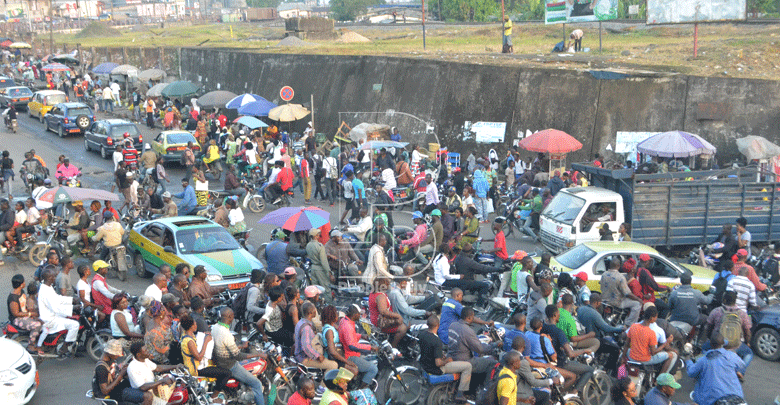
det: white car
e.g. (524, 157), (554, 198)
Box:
(0, 336), (37, 404)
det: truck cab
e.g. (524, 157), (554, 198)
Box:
(539, 187), (625, 254)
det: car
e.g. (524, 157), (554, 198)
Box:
(127, 216), (262, 289)
(750, 304), (780, 361)
(0, 76), (17, 89)
(43, 102), (94, 137)
(27, 90), (67, 122)
(0, 336), (38, 404)
(84, 119), (143, 159)
(542, 241), (716, 293)
(0, 86), (33, 110)
(151, 130), (200, 164)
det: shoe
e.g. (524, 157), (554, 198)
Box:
(273, 198), (281, 204)
(454, 392), (468, 403)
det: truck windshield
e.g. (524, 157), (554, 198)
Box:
(556, 244), (598, 269)
(542, 192), (586, 225)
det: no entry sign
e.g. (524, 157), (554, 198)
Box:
(280, 86), (294, 102)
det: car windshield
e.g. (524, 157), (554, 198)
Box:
(45, 94), (67, 104)
(177, 227), (240, 253)
(167, 132), (195, 144)
(69, 107), (91, 116)
(542, 192), (586, 225)
(110, 124), (140, 138)
(556, 244), (598, 269)
(7, 88), (31, 97)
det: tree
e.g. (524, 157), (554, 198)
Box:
(330, 0), (373, 21)
(747, 0), (774, 16)
(441, 0), (497, 21)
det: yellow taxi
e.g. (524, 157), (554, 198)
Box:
(27, 90), (67, 122)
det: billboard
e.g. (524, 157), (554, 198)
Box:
(647, 0), (746, 24)
(545, 0), (619, 24)
(462, 121), (507, 143)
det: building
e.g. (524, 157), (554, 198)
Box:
(136, 0), (185, 17)
(277, 2), (310, 18)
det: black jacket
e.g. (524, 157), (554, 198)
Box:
(0, 208), (13, 231)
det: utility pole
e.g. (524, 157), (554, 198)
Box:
(48, 0), (52, 55)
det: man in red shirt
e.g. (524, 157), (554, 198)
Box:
(337, 305), (378, 388)
(268, 160), (293, 205)
(733, 248), (766, 292)
(636, 253), (671, 315)
(622, 305), (675, 375)
(121, 139), (139, 171)
(481, 219), (508, 267)
(287, 375), (316, 405)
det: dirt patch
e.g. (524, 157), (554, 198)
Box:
(336, 31), (370, 43)
(75, 22), (121, 38)
(276, 36), (316, 47)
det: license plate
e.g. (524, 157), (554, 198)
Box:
(228, 282), (248, 290)
(69, 128), (80, 133)
(398, 190), (407, 198)
(20, 98), (28, 101)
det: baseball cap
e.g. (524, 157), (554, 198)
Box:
(104, 339), (124, 357)
(92, 260), (110, 271)
(309, 228), (321, 237)
(137, 295), (153, 308)
(412, 211), (423, 219)
(511, 250), (528, 261)
(737, 248), (748, 257)
(574, 272), (588, 282)
(162, 191), (171, 198)
(284, 267), (297, 276)
(449, 186), (457, 193)
(103, 211), (114, 219)
(304, 285), (320, 298)
(655, 373), (681, 389)
(431, 209), (441, 217)
(639, 253), (651, 262)
(643, 301), (656, 311)
(330, 230), (343, 238)
(161, 293), (179, 304)
(72, 200), (83, 207)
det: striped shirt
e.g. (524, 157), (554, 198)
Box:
(726, 275), (757, 311)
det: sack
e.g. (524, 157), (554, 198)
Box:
(231, 283), (255, 317)
(720, 309), (743, 349)
(350, 388), (378, 405)
(311, 331), (324, 356)
(179, 151), (187, 165)
(486, 198), (494, 214)
(476, 370), (514, 405)
(552, 41), (565, 52)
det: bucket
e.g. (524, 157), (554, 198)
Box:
(428, 142), (440, 152)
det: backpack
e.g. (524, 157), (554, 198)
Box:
(719, 308), (743, 349)
(231, 283), (255, 317)
(180, 149), (188, 166)
(476, 368), (514, 405)
(326, 158), (338, 178)
(711, 271), (734, 306)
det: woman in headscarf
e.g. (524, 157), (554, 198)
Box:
(144, 301), (172, 364)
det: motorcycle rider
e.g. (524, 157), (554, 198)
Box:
(38, 268), (80, 358)
(212, 308), (267, 405)
(223, 165), (246, 199)
(56, 157), (80, 185)
(600, 257), (642, 326)
(447, 306), (499, 381)
(267, 159), (293, 205)
(65, 200), (90, 249)
(321, 368), (355, 405)
(13, 198), (40, 251)
(338, 304), (379, 389)
(126, 341), (182, 405)
(686, 333), (746, 405)
(543, 304), (595, 393)
(400, 211), (429, 265)
(3, 103), (16, 127)
(151, 191), (177, 218)
(92, 211), (125, 262)
(668, 273), (713, 336)
(265, 229), (290, 275)
(83, 201), (104, 254)
(20, 152), (45, 190)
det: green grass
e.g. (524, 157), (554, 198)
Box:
(56, 21), (780, 80)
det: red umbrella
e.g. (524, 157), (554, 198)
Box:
(0, 40), (12, 48)
(518, 129), (583, 154)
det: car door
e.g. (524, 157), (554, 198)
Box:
(159, 226), (183, 268)
(45, 106), (59, 130)
(28, 93), (40, 116)
(135, 222), (168, 273)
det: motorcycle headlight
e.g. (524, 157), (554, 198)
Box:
(0, 369), (18, 383)
(206, 274), (223, 282)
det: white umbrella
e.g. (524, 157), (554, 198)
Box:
(268, 104), (310, 122)
(138, 68), (166, 81)
(111, 64), (139, 76)
(736, 135), (780, 161)
(9, 42), (31, 49)
(146, 82), (169, 97)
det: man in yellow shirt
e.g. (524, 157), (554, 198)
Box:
(497, 350), (520, 405)
(502, 16), (513, 54)
(92, 211), (125, 262)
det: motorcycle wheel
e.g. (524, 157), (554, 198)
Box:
(425, 384), (450, 405)
(502, 220), (513, 237)
(384, 369), (424, 405)
(28, 243), (49, 264)
(86, 331), (112, 362)
(247, 195), (265, 213)
(273, 381), (295, 405)
(581, 372), (612, 405)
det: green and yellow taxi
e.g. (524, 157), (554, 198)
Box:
(128, 216), (262, 289)
(27, 90), (67, 122)
(151, 130), (199, 163)
(542, 241), (716, 293)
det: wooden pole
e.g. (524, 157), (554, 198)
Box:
(562, 23), (566, 44)
(693, 22), (698, 57)
(422, 0), (426, 50)
(48, 0), (53, 55)
(310, 93), (314, 133)
(501, 0), (505, 51)
(599, 21), (602, 52)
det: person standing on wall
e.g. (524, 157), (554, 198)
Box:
(502, 16), (513, 54)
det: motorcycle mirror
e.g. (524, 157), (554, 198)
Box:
(163, 246), (174, 253)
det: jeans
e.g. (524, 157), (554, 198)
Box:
(226, 187), (247, 200)
(230, 361), (265, 405)
(104, 99), (113, 112)
(350, 355), (378, 385)
(523, 215), (537, 240)
(0, 231), (6, 261)
(325, 178), (337, 204)
(133, 104), (141, 121)
(561, 360), (595, 392)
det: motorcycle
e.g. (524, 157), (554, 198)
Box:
(4, 306), (112, 362)
(207, 179), (265, 214)
(0, 224), (42, 263)
(532, 368), (584, 405)
(497, 196), (529, 238)
(95, 240), (130, 282)
(28, 217), (72, 263)
(166, 367), (214, 405)
(58, 174), (82, 187)
(233, 228), (255, 253)
(5, 116), (16, 133)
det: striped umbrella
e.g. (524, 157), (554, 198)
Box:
(41, 63), (71, 72)
(637, 130), (716, 158)
(258, 206), (330, 232)
(39, 186), (120, 204)
(225, 93), (262, 109)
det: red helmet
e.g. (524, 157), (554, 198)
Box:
(123, 132), (129, 138)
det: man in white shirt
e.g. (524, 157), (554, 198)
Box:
(144, 273), (166, 302)
(112, 144), (124, 172)
(424, 173), (439, 214)
(32, 179), (53, 210)
(345, 207), (372, 241)
(433, 244), (490, 298)
(362, 234), (394, 286)
(322, 156), (338, 206)
(727, 266), (759, 311)
(126, 341), (180, 402)
(38, 269), (79, 357)
(110, 82), (121, 107)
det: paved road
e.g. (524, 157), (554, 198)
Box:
(0, 110), (777, 404)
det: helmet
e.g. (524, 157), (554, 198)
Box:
(323, 369), (341, 390)
(123, 132), (130, 138)
(412, 211), (423, 219)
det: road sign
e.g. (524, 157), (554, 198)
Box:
(280, 86), (294, 102)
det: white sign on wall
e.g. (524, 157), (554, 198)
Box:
(468, 121), (507, 143)
(647, 0), (746, 24)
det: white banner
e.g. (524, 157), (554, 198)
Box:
(470, 121), (507, 144)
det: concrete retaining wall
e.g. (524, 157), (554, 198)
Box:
(173, 48), (780, 163)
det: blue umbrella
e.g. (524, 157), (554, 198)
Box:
(225, 93), (262, 109)
(360, 140), (409, 150)
(92, 62), (119, 75)
(235, 116), (268, 129)
(237, 98), (278, 117)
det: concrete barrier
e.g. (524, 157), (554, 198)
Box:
(178, 48), (780, 163)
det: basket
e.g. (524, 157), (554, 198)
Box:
(428, 142), (440, 153)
